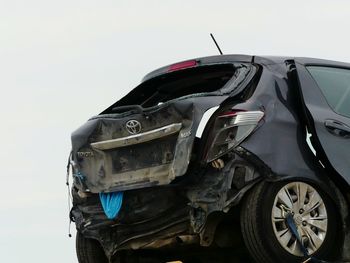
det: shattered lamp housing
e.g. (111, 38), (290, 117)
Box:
(206, 110), (264, 162)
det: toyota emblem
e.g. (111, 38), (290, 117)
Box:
(125, 120), (142, 135)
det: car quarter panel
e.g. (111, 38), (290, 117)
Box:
(235, 62), (326, 183)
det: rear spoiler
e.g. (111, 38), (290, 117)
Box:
(141, 54), (253, 82)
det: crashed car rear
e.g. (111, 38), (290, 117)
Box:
(68, 55), (350, 263)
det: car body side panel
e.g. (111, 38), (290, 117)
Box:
(233, 61), (350, 261)
(294, 60), (350, 185)
(235, 63), (325, 183)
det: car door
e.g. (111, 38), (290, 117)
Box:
(295, 59), (350, 184)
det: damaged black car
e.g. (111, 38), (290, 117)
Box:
(68, 55), (350, 263)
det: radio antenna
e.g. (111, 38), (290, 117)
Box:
(210, 33), (223, 55)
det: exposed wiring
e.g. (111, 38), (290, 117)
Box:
(66, 151), (73, 238)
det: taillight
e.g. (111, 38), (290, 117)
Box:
(205, 110), (264, 162)
(168, 60), (197, 72)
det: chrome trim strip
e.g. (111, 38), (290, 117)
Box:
(90, 123), (182, 150)
(195, 106), (220, 138)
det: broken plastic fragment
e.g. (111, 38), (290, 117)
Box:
(99, 192), (124, 219)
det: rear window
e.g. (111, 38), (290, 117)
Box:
(101, 64), (236, 114)
(307, 66), (350, 118)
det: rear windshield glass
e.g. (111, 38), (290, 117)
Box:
(307, 66), (350, 117)
(102, 64), (235, 113)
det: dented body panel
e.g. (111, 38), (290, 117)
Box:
(71, 96), (227, 193)
(69, 55), (350, 262)
(70, 61), (256, 193)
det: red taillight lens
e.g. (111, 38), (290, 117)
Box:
(218, 110), (245, 118)
(206, 110), (264, 162)
(168, 60), (197, 72)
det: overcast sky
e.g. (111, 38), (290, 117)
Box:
(1, 0), (350, 262)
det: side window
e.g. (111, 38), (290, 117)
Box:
(307, 66), (350, 118)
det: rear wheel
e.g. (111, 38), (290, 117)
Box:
(240, 181), (339, 263)
(76, 232), (143, 263)
(76, 232), (108, 263)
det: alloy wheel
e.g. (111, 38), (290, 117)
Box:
(271, 182), (328, 256)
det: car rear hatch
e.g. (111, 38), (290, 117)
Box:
(71, 57), (256, 193)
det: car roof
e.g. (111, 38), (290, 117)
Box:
(142, 54), (350, 82)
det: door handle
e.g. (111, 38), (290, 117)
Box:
(324, 119), (350, 138)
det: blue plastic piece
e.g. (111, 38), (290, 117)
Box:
(99, 192), (124, 219)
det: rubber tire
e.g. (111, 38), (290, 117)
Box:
(240, 181), (339, 263)
(76, 232), (108, 263)
(76, 232), (143, 263)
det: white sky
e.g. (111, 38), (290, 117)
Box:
(1, 0), (349, 262)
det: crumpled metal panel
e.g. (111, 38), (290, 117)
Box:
(70, 56), (350, 262)
(71, 96), (226, 193)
